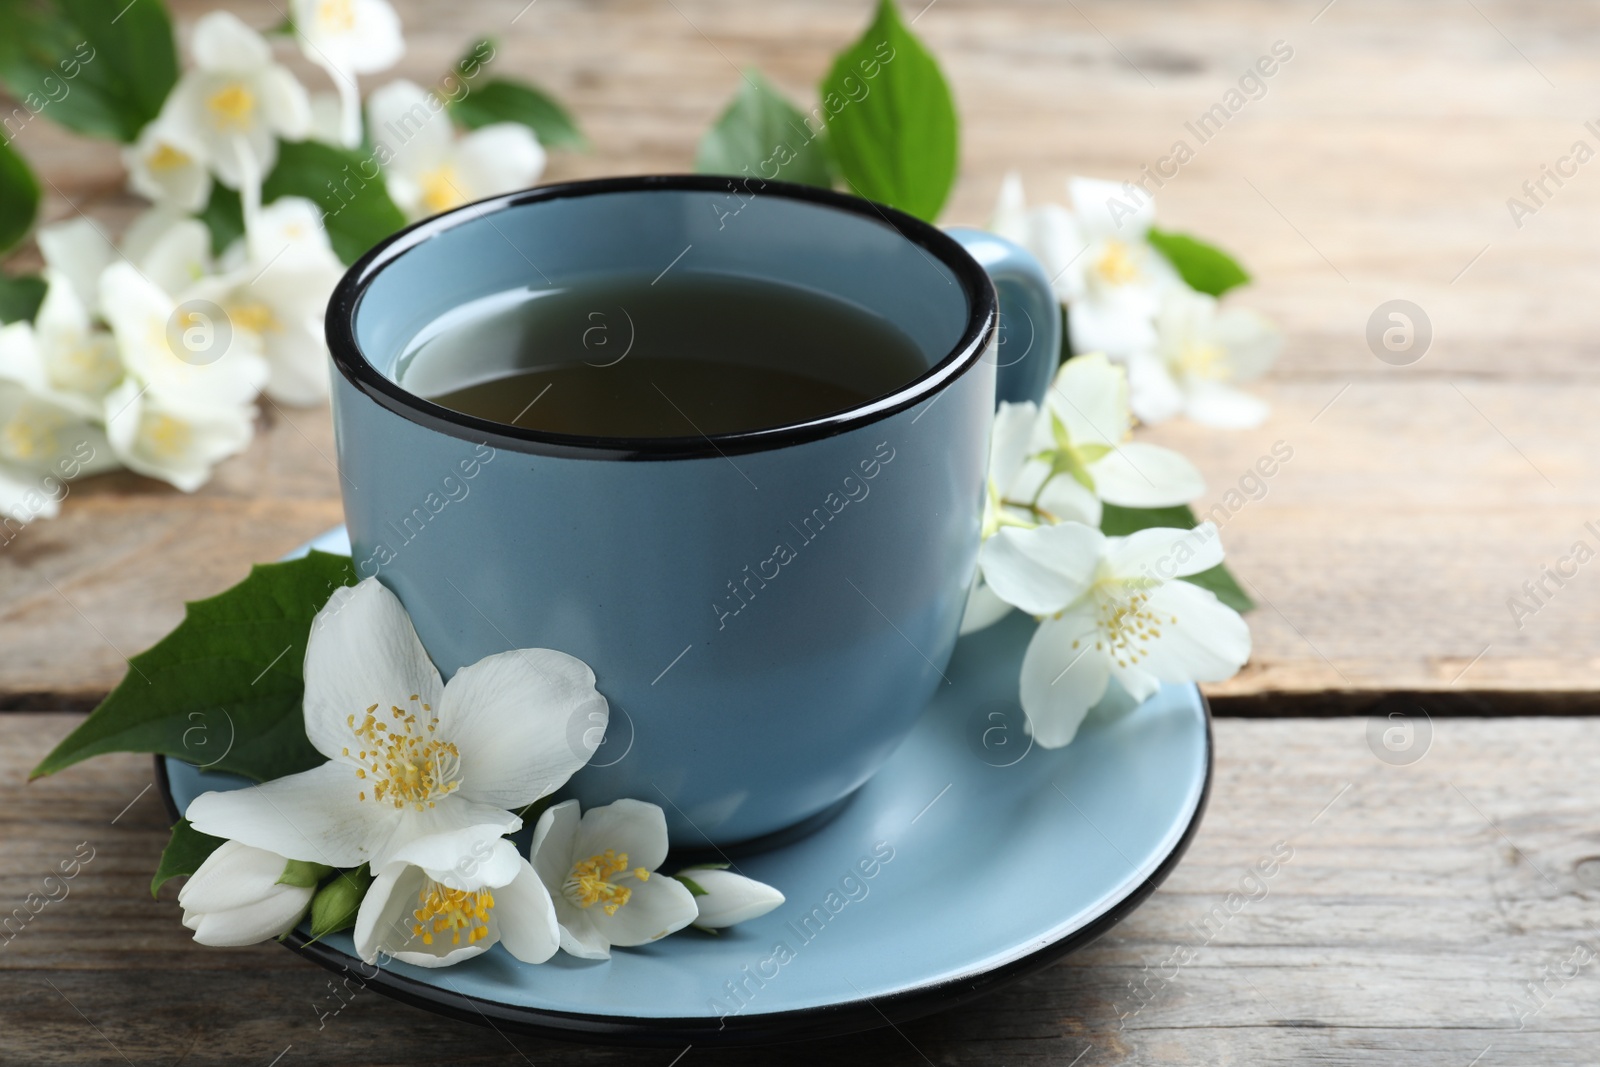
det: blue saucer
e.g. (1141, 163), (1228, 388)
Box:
(158, 527), (1210, 1046)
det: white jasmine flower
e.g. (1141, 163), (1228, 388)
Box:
(1035, 353), (1206, 519)
(98, 261), (269, 410)
(1127, 287), (1281, 429)
(186, 578), (608, 876)
(960, 356), (1204, 637)
(0, 376), (112, 521)
(679, 867), (785, 929)
(980, 521), (1250, 748)
(10, 275), (123, 406)
(991, 173), (1178, 359)
(368, 79), (545, 220)
(178, 841), (315, 947)
(291, 0), (404, 148)
(162, 12), (312, 197)
(530, 799), (698, 959)
(353, 839), (560, 968)
(35, 218), (116, 317)
(960, 399), (1095, 635)
(189, 198), (344, 404)
(124, 118), (212, 212)
(102, 378), (254, 492)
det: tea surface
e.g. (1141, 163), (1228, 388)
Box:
(401, 274), (929, 438)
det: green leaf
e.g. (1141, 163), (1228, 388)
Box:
(0, 138), (40, 253)
(151, 819), (226, 897)
(0, 272), (47, 323)
(819, 0), (958, 221)
(450, 78), (587, 151)
(0, 0), (179, 143)
(278, 859), (334, 889)
(262, 141), (408, 265)
(1098, 503), (1254, 612)
(307, 865), (372, 941)
(675, 875), (709, 897)
(196, 183), (245, 258)
(695, 70), (833, 189)
(31, 551), (358, 782)
(1147, 228), (1251, 296)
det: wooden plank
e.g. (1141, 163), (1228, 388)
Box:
(3, 713), (1597, 1064)
(4, 0), (1600, 704)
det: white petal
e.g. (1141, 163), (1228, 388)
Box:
(187, 885), (311, 946)
(124, 122), (211, 213)
(1049, 352), (1128, 447)
(178, 840), (289, 911)
(989, 171), (1029, 246)
(493, 858), (561, 964)
(423, 836), (523, 892)
(989, 400), (1040, 495)
(372, 795), (521, 875)
(595, 873), (698, 947)
(353, 860), (416, 963)
(367, 80), (452, 178)
(302, 577), (444, 762)
(137, 217), (212, 296)
(192, 12), (273, 72)
(1108, 659), (1162, 705)
(1183, 380), (1270, 430)
(185, 760), (384, 867)
(529, 799), (580, 894)
(453, 123), (546, 199)
(1137, 580), (1252, 684)
(1019, 611), (1110, 749)
(958, 575), (1013, 635)
(1211, 307), (1282, 381)
(1032, 466), (1103, 526)
(259, 317), (332, 406)
(1070, 175), (1153, 239)
(35, 218), (115, 314)
(256, 65), (313, 141)
(574, 799), (670, 876)
(686, 868), (785, 929)
(1124, 350), (1184, 426)
(443, 647), (608, 810)
(98, 262), (268, 408)
(102, 383), (256, 493)
(554, 902), (611, 959)
(1090, 442), (1205, 508)
(978, 522), (1102, 617)
(1067, 293), (1159, 359)
(1105, 523), (1225, 581)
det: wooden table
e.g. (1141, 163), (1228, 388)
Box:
(4, 1), (1598, 1063)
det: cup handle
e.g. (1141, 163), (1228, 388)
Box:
(946, 227), (1061, 408)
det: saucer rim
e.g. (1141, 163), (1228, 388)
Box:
(155, 701), (1210, 1047)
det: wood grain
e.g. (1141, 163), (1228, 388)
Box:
(3, 0), (1598, 705)
(4, 713), (1598, 1065)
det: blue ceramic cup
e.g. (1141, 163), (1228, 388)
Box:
(326, 176), (1058, 846)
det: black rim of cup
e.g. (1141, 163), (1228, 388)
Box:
(324, 175), (1000, 461)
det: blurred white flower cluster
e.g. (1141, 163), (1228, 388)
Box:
(992, 174), (1282, 430)
(0, 4), (548, 526)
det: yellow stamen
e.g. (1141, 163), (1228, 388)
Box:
(206, 82), (256, 132)
(143, 413), (192, 459)
(1176, 340), (1227, 380)
(1093, 239), (1140, 286)
(318, 0), (356, 32)
(419, 165), (465, 215)
(411, 883), (494, 947)
(350, 699), (461, 811)
(564, 850), (635, 916)
(227, 302), (278, 334)
(148, 142), (191, 172)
